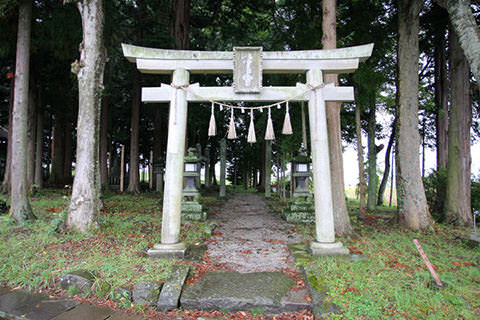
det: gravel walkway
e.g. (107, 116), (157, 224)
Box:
(205, 193), (304, 273)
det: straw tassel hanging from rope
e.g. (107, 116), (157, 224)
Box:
(208, 102), (216, 136)
(247, 109), (256, 143)
(265, 107), (275, 140)
(282, 101), (293, 135)
(227, 107), (237, 139)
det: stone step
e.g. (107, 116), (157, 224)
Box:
(180, 271), (311, 314)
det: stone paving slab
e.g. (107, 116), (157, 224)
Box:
(108, 311), (145, 320)
(180, 271), (295, 313)
(50, 303), (113, 320)
(23, 299), (79, 320)
(0, 290), (78, 320)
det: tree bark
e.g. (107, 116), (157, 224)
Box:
(444, 30), (473, 226)
(435, 35), (449, 170)
(1, 71), (14, 194)
(355, 106), (367, 218)
(66, 0), (106, 232)
(444, 0), (480, 88)
(63, 120), (73, 184)
(27, 79), (36, 191)
(11, 0), (35, 222)
(100, 89), (109, 189)
(127, 69), (140, 193)
(322, 0), (352, 236)
(50, 111), (65, 185)
(153, 106), (163, 189)
(34, 94), (43, 189)
(367, 102), (377, 211)
(172, 0), (190, 49)
(378, 120), (395, 206)
(396, 0), (433, 230)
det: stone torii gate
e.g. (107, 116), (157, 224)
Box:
(122, 43), (373, 257)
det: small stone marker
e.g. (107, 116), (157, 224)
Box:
(157, 264), (190, 311)
(132, 281), (161, 307)
(59, 270), (97, 295)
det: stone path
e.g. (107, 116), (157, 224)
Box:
(206, 193), (304, 273)
(0, 287), (143, 320)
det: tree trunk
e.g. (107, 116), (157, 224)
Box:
(1, 72), (14, 194)
(100, 89), (109, 189)
(172, 0), (190, 49)
(63, 121), (73, 184)
(322, 0), (352, 236)
(367, 102), (377, 211)
(355, 106), (367, 218)
(153, 107), (163, 189)
(444, 30), (473, 226)
(396, 0), (433, 230)
(50, 111), (65, 185)
(435, 34), (449, 170)
(66, 0), (106, 232)
(378, 120), (395, 206)
(27, 79), (36, 191)
(127, 70), (140, 193)
(34, 95), (43, 189)
(11, 0), (35, 222)
(444, 0), (480, 88)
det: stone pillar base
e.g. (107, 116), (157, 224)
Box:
(147, 242), (187, 259)
(310, 241), (349, 256)
(470, 232), (480, 242)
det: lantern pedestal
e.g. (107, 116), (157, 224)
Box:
(470, 232), (480, 242)
(282, 199), (315, 223)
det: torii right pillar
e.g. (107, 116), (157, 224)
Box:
(307, 69), (349, 256)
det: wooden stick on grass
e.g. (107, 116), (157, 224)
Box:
(413, 239), (443, 287)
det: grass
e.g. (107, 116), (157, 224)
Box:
(1, 189), (479, 319)
(288, 199), (480, 319)
(0, 189), (215, 293)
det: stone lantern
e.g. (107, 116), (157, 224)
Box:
(181, 148), (207, 220)
(292, 148), (312, 199)
(183, 148), (200, 201)
(282, 146), (314, 223)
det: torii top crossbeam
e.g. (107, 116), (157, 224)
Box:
(122, 43), (373, 74)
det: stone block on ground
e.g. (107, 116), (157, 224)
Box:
(132, 281), (161, 307)
(303, 267), (338, 318)
(280, 288), (312, 312)
(157, 264), (190, 311)
(51, 303), (114, 320)
(59, 270), (97, 295)
(180, 271), (294, 313)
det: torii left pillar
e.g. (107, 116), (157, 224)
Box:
(147, 68), (189, 258)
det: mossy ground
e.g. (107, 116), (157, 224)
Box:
(1, 190), (479, 319)
(0, 189), (216, 293)
(287, 199), (480, 319)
